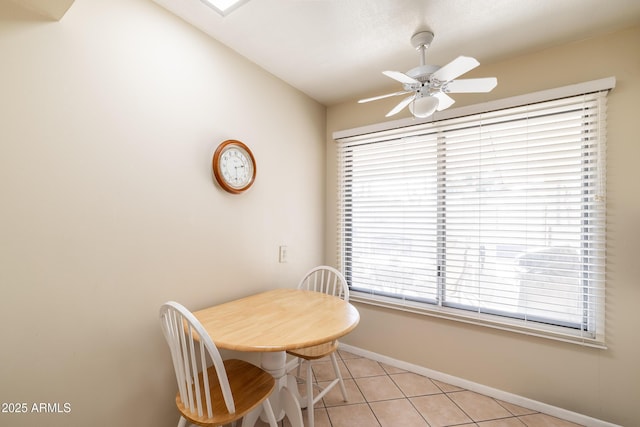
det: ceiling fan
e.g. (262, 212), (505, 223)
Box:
(359, 31), (497, 119)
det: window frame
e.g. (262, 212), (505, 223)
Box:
(334, 78), (614, 348)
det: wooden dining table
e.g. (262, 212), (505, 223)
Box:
(192, 288), (360, 426)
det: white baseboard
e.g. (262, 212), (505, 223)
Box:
(338, 343), (620, 427)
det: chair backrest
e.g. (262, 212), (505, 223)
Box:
(159, 301), (235, 420)
(297, 266), (349, 302)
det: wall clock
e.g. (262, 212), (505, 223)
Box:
(212, 139), (257, 194)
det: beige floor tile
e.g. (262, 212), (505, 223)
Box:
(320, 378), (366, 407)
(391, 372), (442, 396)
(310, 359), (351, 381)
(431, 378), (465, 392)
(344, 357), (386, 377)
(411, 394), (473, 426)
(369, 398), (430, 427)
(380, 362), (406, 374)
(497, 399), (538, 416)
(478, 418), (527, 426)
(326, 403), (381, 427)
(518, 413), (584, 426)
(299, 407), (332, 427)
(355, 375), (405, 401)
(337, 350), (360, 360)
(449, 390), (512, 422)
(260, 353), (585, 427)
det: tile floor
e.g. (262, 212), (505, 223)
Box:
(256, 350), (584, 427)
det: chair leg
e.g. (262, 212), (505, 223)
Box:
(285, 357), (300, 374)
(330, 352), (348, 402)
(296, 357), (302, 378)
(177, 416), (187, 427)
(306, 360), (314, 427)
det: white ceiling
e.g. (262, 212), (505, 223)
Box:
(153, 0), (640, 106)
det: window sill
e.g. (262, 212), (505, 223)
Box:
(350, 291), (607, 349)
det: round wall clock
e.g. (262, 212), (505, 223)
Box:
(212, 139), (257, 194)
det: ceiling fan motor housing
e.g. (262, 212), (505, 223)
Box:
(407, 64), (440, 81)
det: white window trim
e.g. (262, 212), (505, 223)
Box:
(333, 77), (615, 142)
(334, 77), (615, 349)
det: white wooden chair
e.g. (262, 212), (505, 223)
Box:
(159, 301), (278, 427)
(286, 266), (349, 427)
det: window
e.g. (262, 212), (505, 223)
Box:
(336, 81), (611, 346)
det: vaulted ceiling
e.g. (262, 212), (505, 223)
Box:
(150, 0), (640, 106)
(11, 0), (640, 106)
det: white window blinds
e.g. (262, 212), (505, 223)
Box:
(336, 89), (608, 346)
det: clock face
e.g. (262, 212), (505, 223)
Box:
(212, 140), (256, 194)
(220, 147), (253, 189)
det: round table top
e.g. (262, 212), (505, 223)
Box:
(193, 288), (360, 352)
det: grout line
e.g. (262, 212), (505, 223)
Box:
(329, 351), (542, 427)
(291, 350), (596, 427)
(339, 343), (620, 427)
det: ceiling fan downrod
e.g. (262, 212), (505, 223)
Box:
(411, 31), (434, 67)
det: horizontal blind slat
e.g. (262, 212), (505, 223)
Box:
(337, 90), (607, 344)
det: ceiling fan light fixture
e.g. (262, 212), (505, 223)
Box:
(409, 95), (439, 118)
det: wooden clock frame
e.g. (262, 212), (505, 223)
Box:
(212, 139), (257, 194)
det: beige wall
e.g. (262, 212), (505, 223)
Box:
(326, 26), (640, 426)
(2, 0), (638, 425)
(0, 0), (325, 426)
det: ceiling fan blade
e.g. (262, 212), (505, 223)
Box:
(431, 56), (480, 83)
(358, 90), (412, 104)
(433, 92), (455, 111)
(445, 77), (497, 93)
(386, 95), (415, 117)
(383, 70), (420, 85)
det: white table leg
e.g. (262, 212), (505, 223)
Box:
(255, 352), (304, 427)
(280, 386), (303, 427)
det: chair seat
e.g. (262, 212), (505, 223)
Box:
(287, 340), (338, 360)
(176, 359), (275, 426)
(288, 266), (350, 427)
